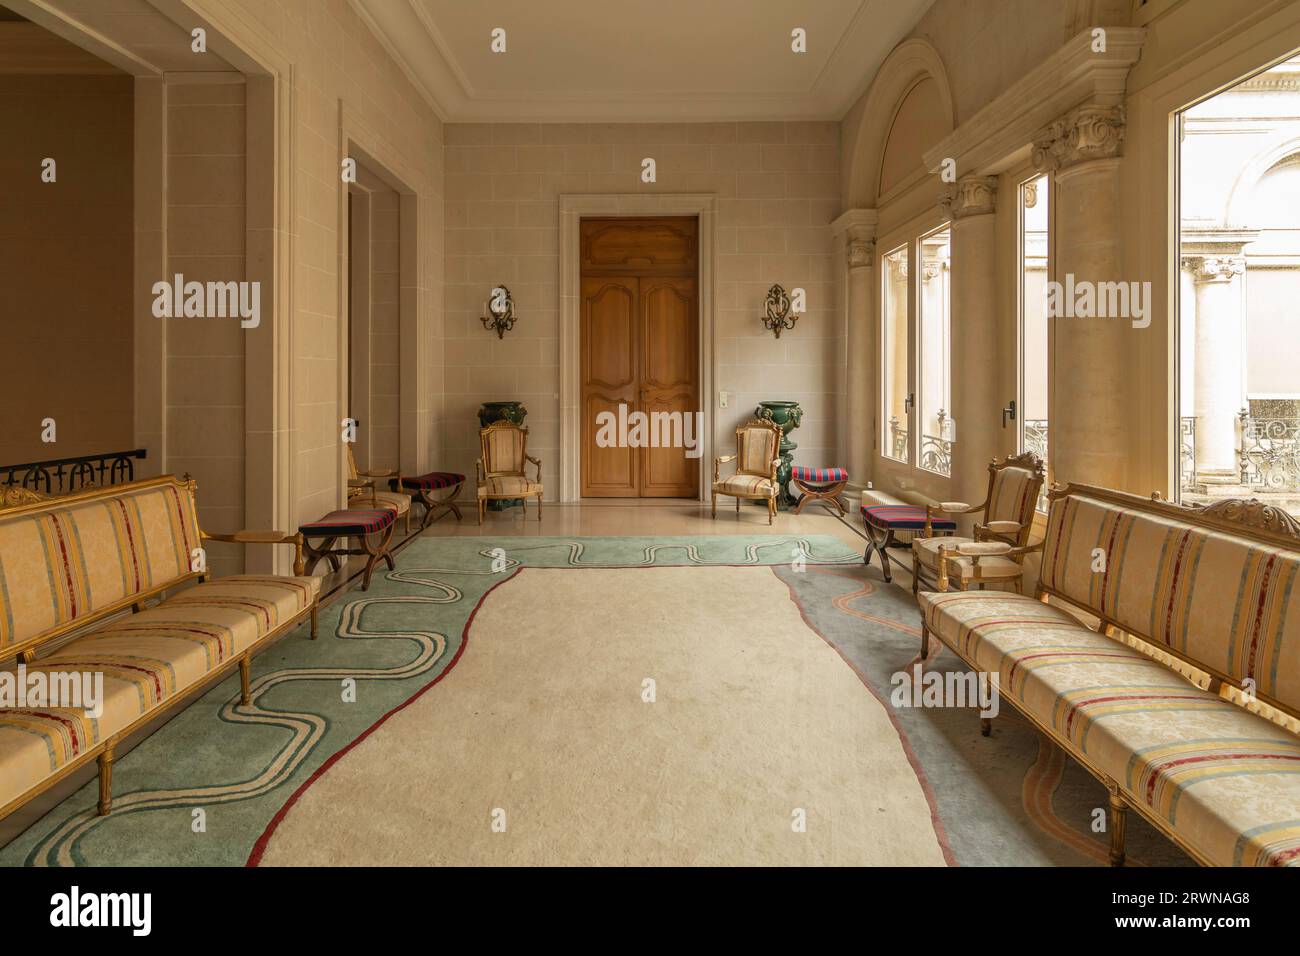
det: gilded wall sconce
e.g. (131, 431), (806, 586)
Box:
(762, 284), (797, 338)
(480, 285), (516, 338)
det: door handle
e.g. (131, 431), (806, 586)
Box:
(904, 392), (915, 413)
(1002, 399), (1016, 429)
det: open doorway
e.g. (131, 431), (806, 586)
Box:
(346, 161), (402, 475)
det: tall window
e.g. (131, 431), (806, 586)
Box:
(1177, 53), (1300, 517)
(1019, 173), (1050, 510)
(881, 244), (910, 463)
(918, 226), (952, 475)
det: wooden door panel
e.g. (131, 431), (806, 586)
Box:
(581, 277), (638, 497)
(640, 277), (698, 497)
(580, 217), (697, 275)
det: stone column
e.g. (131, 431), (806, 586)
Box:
(1032, 104), (1128, 490)
(830, 209), (878, 490)
(945, 177), (999, 522)
(1183, 253), (1246, 479)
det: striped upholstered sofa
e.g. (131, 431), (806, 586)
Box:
(919, 484), (1300, 866)
(0, 476), (319, 821)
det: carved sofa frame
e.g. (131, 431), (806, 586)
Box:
(918, 483), (1300, 867)
(0, 476), (318, 823)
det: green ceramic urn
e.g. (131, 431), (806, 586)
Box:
(755, 400), (803, 509)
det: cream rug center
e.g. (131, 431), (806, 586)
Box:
(257, 565), (948, 866)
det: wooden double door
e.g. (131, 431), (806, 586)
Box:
(581, 217), (699, 498)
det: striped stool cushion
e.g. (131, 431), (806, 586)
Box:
(300, 509), (394, 537)
(792, 466), (847, 484)
(861, 504), (956, 532)
(399, 471), (465, 491)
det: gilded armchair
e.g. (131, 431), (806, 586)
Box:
(477, 420), (543, 523)
(346, 443), (412, 534)
(712, 418), (782, 525)
(911, 451), (1045, 594)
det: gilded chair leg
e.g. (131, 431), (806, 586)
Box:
(97, 748), (114, 816)
(735, 497), (740, 514)
(912, 555), (921, 596)
(980, 715), (992, 737)
(919, 620), (929, 660)
(310, 604), (318, 640)
(239, 654), (251, 705)
(768, 497), (774, 525)
(537, 494), (542, 520)
(1108, 790), (1128, 866)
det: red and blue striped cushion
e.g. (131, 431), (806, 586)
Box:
(300, 508), (394, 537)
(861, 504), (956, 532)
(399, 472), (465, 491)
(792, 466), (847, 484)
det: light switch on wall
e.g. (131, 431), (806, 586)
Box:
(718, 390), (729, 408)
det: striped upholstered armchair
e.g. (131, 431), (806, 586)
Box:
(712, 418), (782, 525)
(476, 420), (543, 523)
(911, 451), (1045, 594)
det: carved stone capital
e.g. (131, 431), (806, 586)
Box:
(1181, 254), (1245, 283)
(940, 175), (998, 220)
(1031, 104), (1126, 173)
(847, 237), (875, 269)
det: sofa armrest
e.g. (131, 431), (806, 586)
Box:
(202, 530), (306, 576)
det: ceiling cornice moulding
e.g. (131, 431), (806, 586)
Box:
(922, 27), (1146, 177)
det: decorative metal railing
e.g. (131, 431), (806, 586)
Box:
(0, 449), (147, 497)
(1237, 412), (1300, 492)
(1179, 416), (1197, 493)
(887, 415), (952, 475)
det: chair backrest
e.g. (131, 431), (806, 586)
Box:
(0, 476), (203, 660)
(345, 443), (359, 482)
(734, 419), (782, 478)
(983, 452), (1045, 541)
(1041, 484), (1300, 717)
(481, 421), (528, 477)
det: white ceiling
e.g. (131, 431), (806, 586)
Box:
(352, 0), (935, 122)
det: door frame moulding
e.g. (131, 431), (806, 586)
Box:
(559, 195), (716, 503)
(337, 102), (428, 505)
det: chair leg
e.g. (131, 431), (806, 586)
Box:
(1108, 790), (1128, 866)
(711, 494), (717, 518)
(912, 554), (921, 596)
(310, 604), (318, 640)
(97, 748), (114, 815)
(537, 493), (542, 520)
(239, 654), (251, 705)
(919, 620), (929, 661)
(768, 496), (774, 525)
(736, 497), (740, 514)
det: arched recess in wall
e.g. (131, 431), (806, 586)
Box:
(1225, 133), (1300, 226)
(843, 39), (955, 209)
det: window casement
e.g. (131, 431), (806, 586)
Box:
(1018, 172), (1051, 511)
(879, 224), (952, 476)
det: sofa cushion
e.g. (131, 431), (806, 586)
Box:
(0, 573), (318, 812)
(919, 590), (1300, 866)
(478, 476), (542, 497)
(791, 466), (847, 483)
(400, 471), (465, 491)
(1041, 491), (1300, 714)
(713, 474), (774, 496)
(912, 537), (1022, 582)
(861, 504), (957, 532)
(0, 482), (201, 652)
(300, 509), (394, 537)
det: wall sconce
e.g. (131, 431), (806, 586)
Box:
(761, 284), (797, 339)
(480, 285), (516, 339)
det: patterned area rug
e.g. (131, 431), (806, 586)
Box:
(0, 534), (1190, 866)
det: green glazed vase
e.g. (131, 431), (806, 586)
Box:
(755, 400), (803, 509)
(478, 401), (528, 509)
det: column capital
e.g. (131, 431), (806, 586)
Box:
(1031, 103), (1126, 173)
(940, 175), (998, 220)
(830, 208), (877, 270)
(1182, 254), (1246, 283)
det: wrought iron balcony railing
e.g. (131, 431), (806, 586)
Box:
(1237, 412), (1300, 492)
(1, 449), (147, 497)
